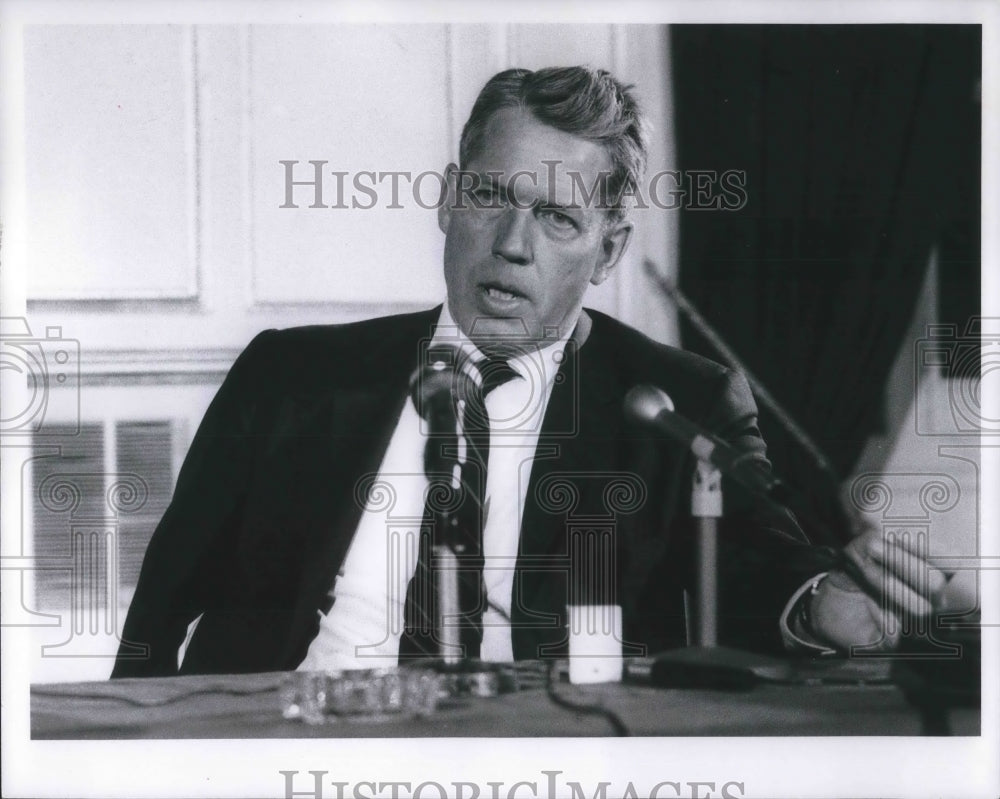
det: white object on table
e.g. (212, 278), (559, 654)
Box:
(567, 604), (624, 684)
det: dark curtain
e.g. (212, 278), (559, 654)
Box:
(671, 25), (981, 544)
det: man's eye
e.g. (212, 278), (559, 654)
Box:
(473, 187), (503, 206)
(538, 208), (575, 228)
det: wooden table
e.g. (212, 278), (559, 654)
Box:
(31, 660), (980, 739)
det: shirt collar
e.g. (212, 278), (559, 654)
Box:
(431, 302), (570, 392)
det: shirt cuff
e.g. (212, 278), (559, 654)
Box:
(780, 572), (839, 656)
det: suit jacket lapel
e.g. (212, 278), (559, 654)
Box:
(281, 309), (439, 661)
(513, 313), (628, 657)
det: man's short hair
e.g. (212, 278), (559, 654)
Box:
(459, 66), (649, 222)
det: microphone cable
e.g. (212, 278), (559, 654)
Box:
(544, 660), (631, 737)
(483, 596), (631, 736)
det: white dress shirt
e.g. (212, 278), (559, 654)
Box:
(299, 304), (568, 670)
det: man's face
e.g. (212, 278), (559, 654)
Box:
(438, 108), (633, 347)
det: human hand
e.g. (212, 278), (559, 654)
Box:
(807, 525), (975, 652)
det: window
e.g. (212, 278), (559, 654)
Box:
(30, 421), (174, 614)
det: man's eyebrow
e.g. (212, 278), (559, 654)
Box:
(474, 172), (503, 189)
(538, 199), (582, 212)
(471, 172), (583, 211)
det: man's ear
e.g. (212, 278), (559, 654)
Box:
(437, 163), (459, 235)
(590, 219), (634, 286)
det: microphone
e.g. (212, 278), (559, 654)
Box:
(624, 384), (784, 503)
(408, 347), (468, 665)
(409, 347), (476, 475)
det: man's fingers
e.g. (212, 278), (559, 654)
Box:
(936, 570), (979, 616)
(876, 531), (960, 581)
(835, 562), (934, 619)
(824, 526), (979, 651)
(880, 567), (935, 618)
(846, 532), (949, 603)
(872, 539), (949, 599)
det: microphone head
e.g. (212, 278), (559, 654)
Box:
(624, 384), (675, 424)
(409, 365), (453, 419)
(409, 345), (477, 420)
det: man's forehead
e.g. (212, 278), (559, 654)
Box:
(470, 107), (613, 177)
(464, 108), (613, 206)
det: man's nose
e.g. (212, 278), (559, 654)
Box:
(491, 207), (533, 265)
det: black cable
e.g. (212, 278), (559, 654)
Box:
(644, 260), (840, 482)
(544, 660), (630, 737)
(32, 683), (278, 708)
(487, 596), (631, 734)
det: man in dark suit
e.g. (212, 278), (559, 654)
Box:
(113, 66), (957, 678)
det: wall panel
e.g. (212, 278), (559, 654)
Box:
(248, 25), (450, 306)
(25, 25), (199, 300)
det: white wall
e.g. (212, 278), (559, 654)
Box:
(24, 24), (679, 363)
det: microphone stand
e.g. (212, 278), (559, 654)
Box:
(417, 378), (464, 668)
(413, 360), (507, 696)
(643, 455), (796, 690)
(691, 460), (721, 647)
(431, 465), (463, 667)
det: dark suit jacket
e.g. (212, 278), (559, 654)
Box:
(112, 307), (835, 677)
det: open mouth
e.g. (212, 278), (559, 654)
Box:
(481, 283), (526, 302)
